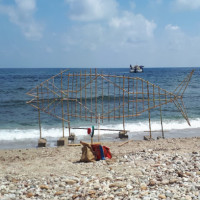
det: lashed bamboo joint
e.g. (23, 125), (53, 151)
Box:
(26, 69), (194, 142)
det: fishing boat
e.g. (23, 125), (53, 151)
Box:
(130, 65), (144, 73)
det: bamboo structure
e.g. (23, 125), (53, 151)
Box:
(26, 69), (194, 139)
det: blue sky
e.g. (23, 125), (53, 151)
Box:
(0, 0), (200, 68)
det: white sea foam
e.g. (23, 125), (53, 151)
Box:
(0, 118), (200, 141)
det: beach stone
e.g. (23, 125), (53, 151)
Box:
(109, 182), (126, 188)
(133, 170), (143, 176)
(196, 171), (200, 175)
(80, 171), (87, 175)
(162, 179), (169, 185)
(169, 178), (177, 184)
(195, 185), (200, 190)
(140, 183), (147, 190)
(185, 195), (192, 200)
(65, 180), (77, 185)
(148, 179), (156, 186)
(40, 185), (49, 190)
(177, 171), (184, 177)
(165, 191), (173, 198)
(158, 194), (166, 199)
(4, 194), (16, 200)
(93, 184), (100, 190)
(26, 192), (34, 198)
(54, 191), (64, 196)
(126, 184), (133, 190)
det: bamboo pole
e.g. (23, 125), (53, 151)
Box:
(47, 81), (49, 112)
(75, 73), (78, 118)
(142, 80), (144, 111)
(98, 114), (100, 142)
(147, 81), (152, 138)
(40, 85), (44, 109)
(52, 78), (56, 113)
(123, 75), (125, 131)
(128, 77), (130, 117)
(108, 74), (110, 121)
(114, 76), (116, 120)
(71, 72), (74, 116)
(102, 73), (104, 123)
(158, 87), (164, 138)
(85, 70), (87, 120)
(67, 73), (71, 136)
(80, 71), (82, 118)
(37, 87), (42, 139)
(119, 77), (121, 118)
(67, 127), (129, 132)
(136, 79), (138, 114)
(133, 78), (134, 116)
(60, 72), (65, 138)
(153, 85), (155, 107)
(95, 69), (97, 122)
(90, 69), (93, 122)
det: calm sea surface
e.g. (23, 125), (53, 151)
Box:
(0, 67), (200, 149)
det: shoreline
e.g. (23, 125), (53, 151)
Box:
(0, 126), (200, 150)
(0, 137), (200, 199)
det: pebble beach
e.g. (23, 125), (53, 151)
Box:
(0, 137), (200, 200)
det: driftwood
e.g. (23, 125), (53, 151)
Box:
(118, 140), (133, 147)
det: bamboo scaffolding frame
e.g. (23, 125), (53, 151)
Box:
(26, 69), (194, 140)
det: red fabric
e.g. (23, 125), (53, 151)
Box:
(103, 146), (112, 159)
(87, 128), (91, 135)
(91, 144), (112, 160)
(91, 144), (101, 160)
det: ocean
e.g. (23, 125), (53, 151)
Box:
(0, 67), (200, 149)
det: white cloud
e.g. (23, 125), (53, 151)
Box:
(109, 12), (156, 43)
(64, 0), (156, 51)
(15, 0), (36, 12)
(63, 10), (156, 54)
(174, 0), (200, 10)
(165, 24), (180, 31)
(0, 0), (43, 40)
(65, 0), (118, 21)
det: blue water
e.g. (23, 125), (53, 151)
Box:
(0, 67), (200, 149)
